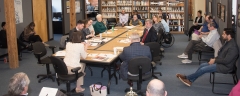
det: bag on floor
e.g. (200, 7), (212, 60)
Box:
(89, 82), (107, 96)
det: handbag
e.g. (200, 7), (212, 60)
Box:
(89, 82), (107, 96)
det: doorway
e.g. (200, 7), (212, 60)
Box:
(86, 0), (99, 21)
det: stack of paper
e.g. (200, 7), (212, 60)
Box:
(39, 87), (58, 96)
(119, 39), (131, 43)
(125, 26), (136, 29)
(55, 51), (66, 56)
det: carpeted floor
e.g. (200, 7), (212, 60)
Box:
(0, 34), (234, 96)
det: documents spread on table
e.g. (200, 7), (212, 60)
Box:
(88, 53), (117, 61)
(39, 87), (58, 96)
(119, 39), (131, 43)
(124, 26), (136, 29)
(55, 51), (66, 56)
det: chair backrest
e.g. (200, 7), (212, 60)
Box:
(49, 56), (69, 75)
(128, 57), (152, 74)
(107, 18), (117, 23)
(32, 42), (47, 58)
(157, 28), (164, 44)
(144, 42), (160, 58)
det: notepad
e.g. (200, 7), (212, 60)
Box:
(55, 51), (66, 56)
(91, 43), (98, 46)
(125, 26), (136, 29)
(39, 87), (58, 96)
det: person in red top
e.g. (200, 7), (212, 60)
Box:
(229, 80), (240, 96)
(140, 19), (157, 45)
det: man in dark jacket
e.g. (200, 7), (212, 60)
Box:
(68, 20), (85, 42)
(140, 19), (158, 45)
(119, 33), (152, 80)
(176, 28), (239, 87)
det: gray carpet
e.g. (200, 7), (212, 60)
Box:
(0, 34), (234, 96)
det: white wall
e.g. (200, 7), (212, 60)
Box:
(193, 0), (206, 18)
(233, 0), (237, 15)
(52, 0), (62, 12)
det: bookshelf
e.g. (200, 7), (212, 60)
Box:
(100, 0), (185, 32)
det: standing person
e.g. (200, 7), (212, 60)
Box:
(68, 20), (86, 42)
(93, 14), (107, 35)
(64, 32), (90, 93)
(152, 15), (164, 32)
(24, 22), (47, 46)
(159, 16), (169, 33)
(176, 28), (239, 86)
(129, 15), (143, 26)
(158, 9), (167, 21)
(187, 10), (205, 41)
(140, 19), (157, 45)
(82, 19), (95, 39)
(146, 79), (167, 96)
(119, 33), (152, 80)
(118, 9), (129, 26)
(178, 22), (220, 63)
(5, 72), (30, 96)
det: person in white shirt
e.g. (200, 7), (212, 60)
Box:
(118, 9), (129, 26)
(178, 22), (220, 63)
(64, 32), (90, 93)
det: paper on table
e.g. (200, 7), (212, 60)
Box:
(88, 53), (98, 57)
(91, 43), (98, 46)
(114, 47), (124, 51)
(124, 26), (135, 29)
(119, 39), (131, 43)
(39, 87), (58, 96)
(55, 51), (66, 56)
(102, 38), (112, 42)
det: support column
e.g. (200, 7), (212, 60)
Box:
(70, 0), (76, 29)
(4, 0), (19, 68)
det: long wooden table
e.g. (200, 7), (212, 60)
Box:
(55, 26), (145, 94)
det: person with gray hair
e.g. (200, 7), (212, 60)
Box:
(140, 19), (157, 45)
(146, 79), (167, 96)
(7, 72), (30, 96)
(93, 14), (107, 35)
(119, 32), (152, 82)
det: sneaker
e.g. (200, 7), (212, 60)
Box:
(176, 73), (186, 79)
(178, 53), (188, 59)
(182, 59), (192, 63)
(178, 76), (192, 87)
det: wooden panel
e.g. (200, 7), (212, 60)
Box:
(4, 0), (19, 68)
(70, 0), (76, 29)
(32, 0), (48, 42)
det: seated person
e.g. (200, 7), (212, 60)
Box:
(178, 22), (220, 64)
(0, 22), (29, 60)
(152, 15), (164, 32)
(146, 79), (167, 96)
(119, 33), (152, 80)
(140, 19), (157, 45)
(187, 10), (204, 41)
(118, 9), (129, 26)
(229, 80), (240, 96)
(5, 72), (30, 96)
(24, 22), (48, 46)
(93, 14), (107, 35)
(82, 19), (95, 39)
(159, 16), (169, 32)
(158, 9), (167, 21)
(64, 32), (90, 93)
(176, 29), (239, 86)
(131, 10), (141, 19)
(68, 20), (85, 42)
(192, 15), (218, 41)
(129, 15), (143, 26)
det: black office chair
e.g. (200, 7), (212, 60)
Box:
(107, 18), (117, 29)
(197, 48), (214, 65)
(49, 56), (84, 96)
(209, 56), (239, 95)
(32, 42), (56, 83)
(157, 28), (165, 57)
(127, 57), (156, 96)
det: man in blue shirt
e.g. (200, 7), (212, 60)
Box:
(198, 15), (218, 35)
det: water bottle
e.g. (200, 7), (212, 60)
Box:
(112, 26), (114, 32)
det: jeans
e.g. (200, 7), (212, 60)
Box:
(187, 62), (217, 82)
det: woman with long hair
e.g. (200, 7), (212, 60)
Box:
(152, 15), (164, 32)
(82, 19), (95, 39)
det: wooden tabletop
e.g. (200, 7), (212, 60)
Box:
(96, 38), (131, 51)
(118, 30), (144, 38)
(100, 28), (128, 37)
